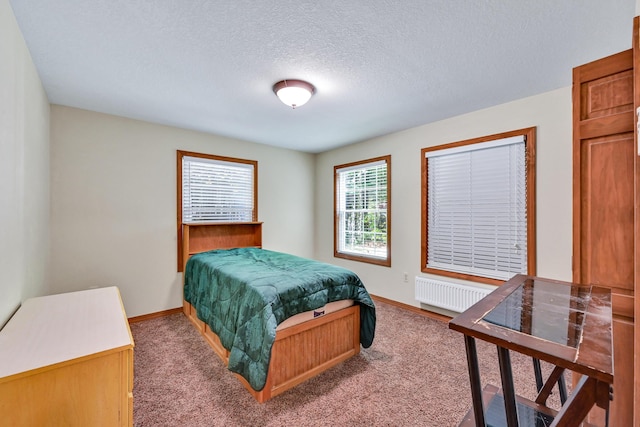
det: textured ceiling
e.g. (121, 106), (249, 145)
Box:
(9, 0), (636, 153)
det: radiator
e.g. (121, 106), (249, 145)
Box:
(415, 277), (494, 313)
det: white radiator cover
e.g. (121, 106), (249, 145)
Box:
(415, 277), (494, 313)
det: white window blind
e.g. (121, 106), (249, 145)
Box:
(425, 136), (527, 280)
(336, 159), (388, 259)
(182, 156), (254, 223)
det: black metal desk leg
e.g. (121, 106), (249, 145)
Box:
(464, 336), (486, 427)
(497, 346), (519, 427)
(532, 358), (543, 391)
(557, 373), (568, 405)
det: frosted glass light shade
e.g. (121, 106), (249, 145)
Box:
(273, 80), (315, 109)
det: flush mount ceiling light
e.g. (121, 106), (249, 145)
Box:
(273, 79), (315, 109)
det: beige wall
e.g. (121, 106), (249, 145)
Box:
(51, 88), (573, 318)
(0, 0), (50, 326)
(49, 106), (315, 317)
(314, 87), (572, 311)
(4, 0), (624, 321)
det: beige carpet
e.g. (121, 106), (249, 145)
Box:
(131, 300), (564, 426)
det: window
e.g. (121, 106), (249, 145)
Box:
(334, 156), (391, 266)
(421, 128), (535, 285)
(177, 150), (257, 270)
(181, 154), (255, 222)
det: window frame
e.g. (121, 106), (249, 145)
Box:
(334, 155), (391, 267)
(177, 150), (258, 271)
(420, 128), (536, 286)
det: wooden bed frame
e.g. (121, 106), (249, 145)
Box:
(181, 222), (362, 403)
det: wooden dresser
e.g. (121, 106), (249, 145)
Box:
(0, 287), (134, 426)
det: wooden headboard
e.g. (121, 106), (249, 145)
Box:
(181, 222), (263, 271)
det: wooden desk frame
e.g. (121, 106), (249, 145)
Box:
(450, 274), (613, 427)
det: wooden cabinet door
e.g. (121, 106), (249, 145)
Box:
(573, 48), (635, 426)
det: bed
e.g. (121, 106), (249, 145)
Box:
(181, 222), (376, 403)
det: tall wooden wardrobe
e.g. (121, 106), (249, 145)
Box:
(572, 16), (640, 427)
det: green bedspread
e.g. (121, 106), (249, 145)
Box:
(184, 247), (376, 391)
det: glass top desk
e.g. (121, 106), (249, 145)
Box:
(449, 274), (613, 427)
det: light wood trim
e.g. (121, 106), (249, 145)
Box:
(526, 127), (537, 276)
(634, 16), (640, 426)
(421, 127), (537, 286)
(333, 251), (390, 267)
(333, 155), (392, 267)
(177, 150), (183, 272)
(132, 294), (450, 327)
(128, 307), (182, 323)
(419, 267), (505, 287)
(129, 294), (449, 327)
(176, 150), (258, 272)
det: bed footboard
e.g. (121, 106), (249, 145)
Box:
(183, 300), (360, 402)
